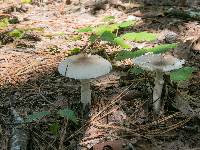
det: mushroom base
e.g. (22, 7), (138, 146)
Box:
(81, 79), (91, 110)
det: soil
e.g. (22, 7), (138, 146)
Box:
(0, 1), (200, 150)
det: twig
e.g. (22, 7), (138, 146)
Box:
(58, 118), (68, 150)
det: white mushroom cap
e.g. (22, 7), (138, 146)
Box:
(132, 53), (185, 72)
(58, 54), (112, 79)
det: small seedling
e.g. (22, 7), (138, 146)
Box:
(9, 29), (25, 39)
(49, 122), (60, 135)
(0, 18), (9, 29)
(65, 48), (81, 56)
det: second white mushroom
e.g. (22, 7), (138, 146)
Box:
(133, 53), (185, 114)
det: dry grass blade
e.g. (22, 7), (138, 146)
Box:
(147, 117), (192, 136)
(93, 105), (121, 123)
(90, 81), (140, 122)
(149, 112), (181, 125)
(93, 123), (147, 138)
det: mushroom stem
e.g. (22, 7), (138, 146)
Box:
(153, 71), (164, 114)
(80, 79), (91, 109)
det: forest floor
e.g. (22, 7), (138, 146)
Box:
(0, 1), (200, 150)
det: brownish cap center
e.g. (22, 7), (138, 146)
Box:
(72, 55), (94, 65)
(152, 55), (174, 66)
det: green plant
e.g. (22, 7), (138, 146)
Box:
(25, 108), (78, 124)
(77, 26), (93, 33)
(58, 108), (78, 124)
(49, 122), (60, 135)
(93, 24), (119, 35)
(116, 43), (177, 60)
(102, 16), (115, 22)
(170, 67), (197, 81)
(117, 20), (136, 29)
(114, 37), (131, 49)
(78, 20), (135, 35)
(25, 111), (50, 123)
(129, 66), (145, 75)
(0, 18), (9, 29)
(9, 29), (25, 39)
(121, 32), (157, 42)
(100, 31), (116, 43)
(76, 19), (136, 49)
(76, 17), (161, 57)
(65, 47), (81, 56)
(89, 34), (98, 43)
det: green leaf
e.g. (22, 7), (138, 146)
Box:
(121, 32), (157, 42)
(58, 108), (78, 124)
(108, 24), (119, 32)
(116, 43), (177, 60)
(94, 24), (118, 35)
(93, 25), (107, 35)
(114, 37), (131, 49)
(65, 47), (80, 56)
(129, 67), (145, 75)
(9, 29), (25, 39)
(118, 20), (135, 28)
(0, 18), (9, 29)
(69, 47), (80, 54)
(170, 67), (196, 81)
(89, 34), (98, 43)
(49, 122), (60, 135)
(100, 31), (116, 43)
(77, 26), (93, 33)
(25, 111), (50, 123)
(103, 16), (115, 22)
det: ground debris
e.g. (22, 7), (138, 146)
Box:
(0, 1), (200, 150)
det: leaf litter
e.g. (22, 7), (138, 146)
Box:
(0, 1), (200, 150)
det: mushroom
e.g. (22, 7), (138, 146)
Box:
(58, 54), (112, 111)
(132, 53), (185, 114)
